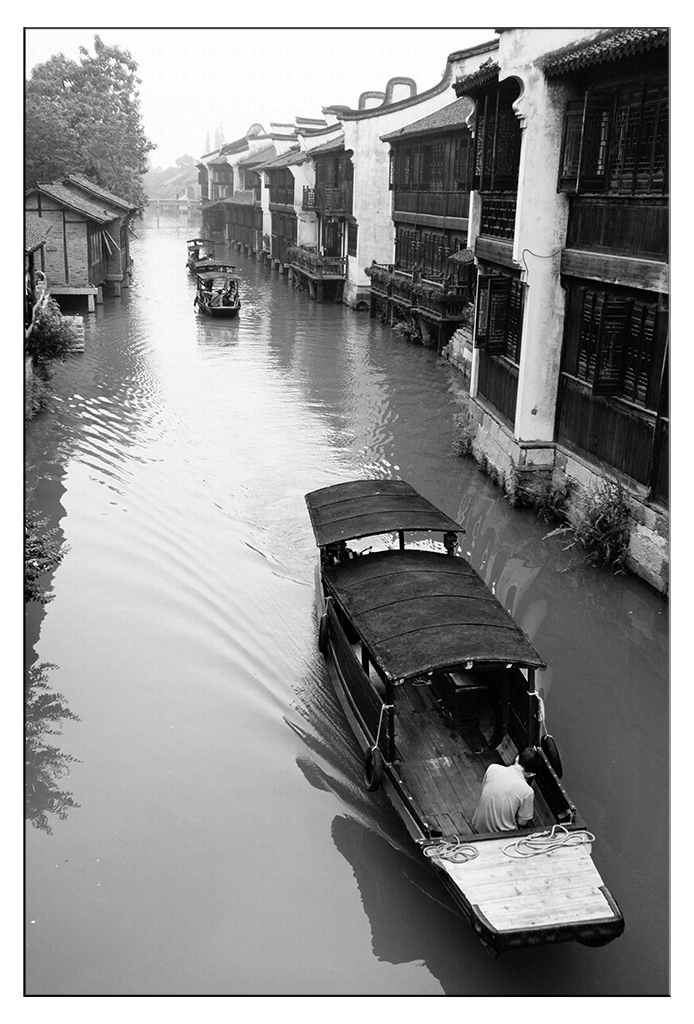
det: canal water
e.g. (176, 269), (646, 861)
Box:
(25, 218), (669, 997)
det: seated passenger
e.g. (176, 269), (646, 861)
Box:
(472, 747), (543, 833)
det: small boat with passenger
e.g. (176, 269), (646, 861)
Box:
(194, 270), (241, 318)
(186, 237), (218, 273)
(305, 478), (624, 955)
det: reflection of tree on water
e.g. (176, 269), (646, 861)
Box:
(25, 662), (80, 834)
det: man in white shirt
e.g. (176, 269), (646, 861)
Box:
(472, 747), (544, 832)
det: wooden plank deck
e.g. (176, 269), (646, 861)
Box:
(394, 680), (497, 835)
(393, 680), (556, 836)
(431, 837), (616, 932)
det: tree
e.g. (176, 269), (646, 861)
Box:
(25, 34), (155, 213)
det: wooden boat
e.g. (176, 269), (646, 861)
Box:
(186, 237), (217, 273)
(305, 478), (625, 956)
(194, 270), (241, 318)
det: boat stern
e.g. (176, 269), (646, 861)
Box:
(423, 832), (624, 953)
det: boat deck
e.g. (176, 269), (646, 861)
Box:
(394, 679), (554, 837)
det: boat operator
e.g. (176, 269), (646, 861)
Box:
(472, 747), (543, 832)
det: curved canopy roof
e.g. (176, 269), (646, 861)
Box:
(324, 549), (546, 679)
(305, 479), (462, 548)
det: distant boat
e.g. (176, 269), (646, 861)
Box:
(186, 237), (217, 274)
(305, 477), (625, 956)
(194, 270), (241, 319)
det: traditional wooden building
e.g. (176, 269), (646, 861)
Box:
(25, 214), (51, 342)
(288, 135), (353, 302)
(24, 175), (136, 311)
(257, 145), (304, 265)
(321, 39), (499, 310)
(368, 96), (477, 351)
(451, 27), (669, 591)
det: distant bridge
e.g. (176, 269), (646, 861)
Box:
(145, 197), (203, 220)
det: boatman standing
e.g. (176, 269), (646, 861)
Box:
(472, 748), (544, 832)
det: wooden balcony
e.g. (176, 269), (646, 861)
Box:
(287, 245), (347, 279)
(566, 196), (668, 260)
(302, 184), (353, 215)
(393, 190), (470, 221)
(365, 262), (471, 321)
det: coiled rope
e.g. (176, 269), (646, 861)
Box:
(502, 824), (595, 859)
(423, 837), (479, 863)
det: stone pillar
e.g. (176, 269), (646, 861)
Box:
(511, 69), (570, 446)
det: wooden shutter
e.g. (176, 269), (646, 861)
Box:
(579, 94), (614, 193)
(558, 99), (585, 191)
(592, 297), (632, 395)
(487, 277), (511, 353)
(475, 275), (510, 351)
(474, 274), (492, 348)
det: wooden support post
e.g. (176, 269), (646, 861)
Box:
(386, 682), (396, 762)
(527, 669), (540, 748)
(87, 293), (95, 313)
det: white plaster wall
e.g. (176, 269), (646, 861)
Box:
(498, 30), (600, 444)
(342, 46), (500, 306)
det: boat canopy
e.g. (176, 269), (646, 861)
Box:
(187, 237), (214, 246)
(196, 270), (240, 284)
(305, 479), (462, 548)
(323, 549), (546, 678)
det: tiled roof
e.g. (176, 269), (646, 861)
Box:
(32, 182), (121, 223)
(305, 137), (345, 157)
(25, 213), (52, 253)
(223, 191), (257, 206)
(381, 97), (474, 141)
(448, 247), (475, 265)
(238, 146), (276, 168)
(220, 136), (250, 156)
(255, 146), (305, 171)
(541, 27), (668, 76)
(65, 174), (135, 211)
(454, 59), (499, 95)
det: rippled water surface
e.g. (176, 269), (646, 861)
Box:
(25, 219), (669, 996)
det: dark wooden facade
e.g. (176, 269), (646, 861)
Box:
(553, 43), (669, 504)
(457, 36), (669, 506)
(267, 166), (297, 264)
(290, 147), (353, 301)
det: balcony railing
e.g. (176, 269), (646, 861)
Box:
(393, 190), (470, 220)
(287, 246), (347, 278)
(566, 196), (668, 260)
(364, 262), (471, 321)
(302, 184), (352, 214)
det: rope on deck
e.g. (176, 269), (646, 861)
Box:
(423, 837), (479, 863)
(502, 824), (595, 858)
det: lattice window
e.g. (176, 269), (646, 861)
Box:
(558, 77), (668, 195)
(396, 226), (420, 270)
(473, 84), (521, 191)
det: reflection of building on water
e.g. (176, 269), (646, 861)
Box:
(25, 662), (80, 834)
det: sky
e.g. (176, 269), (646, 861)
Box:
(24, 26), (496, 170)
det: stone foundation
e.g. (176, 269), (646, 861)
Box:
(451, 388), (669, 595)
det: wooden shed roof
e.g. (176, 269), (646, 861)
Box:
(306, 479), (462, 547)
(323, 549), (546, 679)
